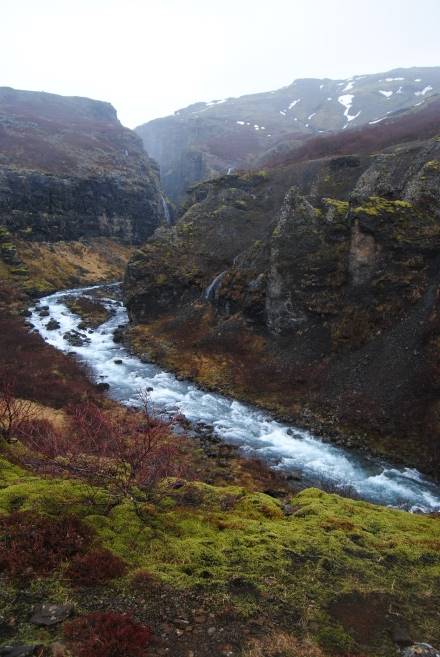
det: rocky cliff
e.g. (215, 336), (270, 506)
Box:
(136, 66), (440, 202)
(124, 106), (440, 474)
(0, 87), (165, 244)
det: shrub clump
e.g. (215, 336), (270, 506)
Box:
(64, 611), (152, 657)
(65, 548), (127, 586)
(0, 511), (92, 578)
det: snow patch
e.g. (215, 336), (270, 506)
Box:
(319, 84), (324, 89)
(279, 110), (287, 116)
(342, 80), (355, 92)
(396, 86), (403, 94)
(337, 94), (361, 122)
(236, 120), (245, 125)
(308, 112), (317, 120)
(379, 90), (393, 98)
(327, 97), (332, 101)
(369, 116), (387, 124)
(414, 78), (422, 82)
(384, 77), (405, 82)
(415, 86), (433, 96)
(288, 98), (301, 109)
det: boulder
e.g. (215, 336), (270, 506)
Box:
(30, 603), (73, 626)
(0, 647), (43, 657)
(63, 330), (90, 347)
(45, 318), (60, 331)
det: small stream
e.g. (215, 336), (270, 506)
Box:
(29, 284), (440, 513)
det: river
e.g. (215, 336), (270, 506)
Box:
(29, 284), (440, 513)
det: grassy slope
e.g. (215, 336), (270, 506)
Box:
(0, 455), (439, 655)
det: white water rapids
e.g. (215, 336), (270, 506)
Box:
(29, 284), (440, 513)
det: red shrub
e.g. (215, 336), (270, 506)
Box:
(65, 548), (127, 586)
(0, 511), (92, 578)
(18, 401), (188, 505)
(15, 417), (62, 458)
(64, 612), (152, 657)
(0, 318), (101, 409)
(267, 97), (440, 168)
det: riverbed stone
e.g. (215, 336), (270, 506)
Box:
(0, 646), (42, 657)
(30, 603), (73, 626)
(45, 318), (60, 331)
(63, 330), (90, 347)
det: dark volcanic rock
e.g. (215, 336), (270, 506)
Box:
(45, 318), (60, 330)
(63, 330), (90, 346)
(0, 87), (166, 244)
(0, 647), (42, 657)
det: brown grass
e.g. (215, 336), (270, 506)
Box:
(243, 632), (325, 657)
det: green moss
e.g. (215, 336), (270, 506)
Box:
(323, 198), (349, 215)
(0, 226), (12, 241)
(1, 458), (439, 646)
(353, 196), (413, 216)
(10, 266), (29, 276)
(0, 457), (109, 516)
(317, 624), (354, 653)
(425, 159), (440, 171)
(0, 242), (16, 252)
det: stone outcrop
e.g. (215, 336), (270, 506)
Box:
(0, 87), (165, 244)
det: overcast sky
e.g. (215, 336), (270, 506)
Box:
(1, 0), (439, 128)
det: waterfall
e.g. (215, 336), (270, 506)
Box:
(160, 194), (171, 224)
(204, 271), (227, 301)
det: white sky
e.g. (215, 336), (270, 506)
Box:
(1, 0), (439, 128)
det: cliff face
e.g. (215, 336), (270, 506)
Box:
(136, 67), (440, 202)
(0, 87), (164, 244)
(124, 121), (440, 473)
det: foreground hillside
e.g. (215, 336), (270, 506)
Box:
(136, 67), (440, 201)
(124, 104), (440, 476)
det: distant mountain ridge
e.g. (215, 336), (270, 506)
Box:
(136, 66), (440, 202)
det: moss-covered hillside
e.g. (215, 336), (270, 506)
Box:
(1, 453), (439, 656)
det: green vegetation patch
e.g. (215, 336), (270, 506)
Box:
(353, 196), (413, 216)
(1, 458), (439, 649)
(323, 198), (350, 215)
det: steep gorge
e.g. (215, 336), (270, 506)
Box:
(124, 111), (440, 475)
